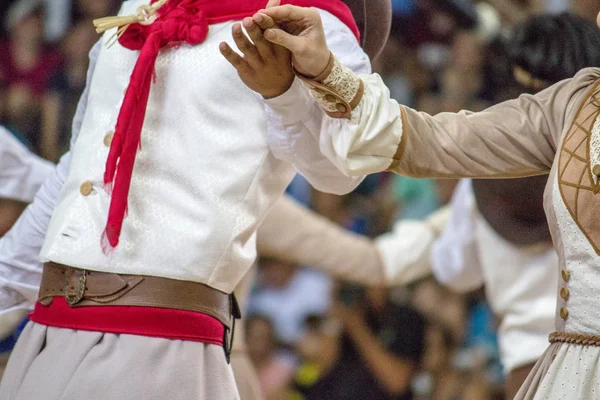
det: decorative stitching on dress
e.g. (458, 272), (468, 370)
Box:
(558, 79), (600, 255)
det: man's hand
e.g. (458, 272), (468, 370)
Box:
(256, 2), (331, 77)
(220, 15), (294, 99)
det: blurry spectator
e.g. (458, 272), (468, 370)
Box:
(246, 314), (295, 400)
(44, 0), (71, 42)
(0, 0), (61, 153)
(74, 0), (119, 22)
(248, 258), (332, 345)
(0, 126), (53, 235)
(571, 0), (600, 20)
(373, 38), (414, 106)
(296, 285), (426, 400)
(418, 30), (488, 115)
(392, 176), (440, 219)
(296, 314), (340, 374)
(413, 322), (461, 399)
(412, 278), (467, 341)
(41, 21), (97, 161)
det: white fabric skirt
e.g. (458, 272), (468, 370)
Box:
(0, 322), (240, 400)
(515, 341), (600, 399)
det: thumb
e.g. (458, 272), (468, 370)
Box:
(265, 0), (280, 8)
(264, 28), (304, 54)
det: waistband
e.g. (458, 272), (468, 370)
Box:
(33, 263), (241, 361)
(549, 331), (600, 346)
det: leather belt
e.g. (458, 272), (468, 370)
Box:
(38, 262), (241, 361)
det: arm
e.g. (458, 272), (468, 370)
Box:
(249, 5), (597, 179)
(258, 195), (385, 285)
(431, 179), (485, 292)
(0, 41), (101, 314)
(336, 304), (426, 395)
(258, 196), (449, 286)
(0, 128), (54, 203)
(271, 69), (590, 179)
(343, 315), (415, 395)
(375, 205), (450, 285)
(264, 10), (370, 195)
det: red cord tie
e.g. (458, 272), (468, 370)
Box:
(102, 0), (209, 251)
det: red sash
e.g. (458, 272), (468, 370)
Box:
(30, 297), (225, 345)
(102, 0), (359, 251)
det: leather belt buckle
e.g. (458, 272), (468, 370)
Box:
(64, 268), (87, 306)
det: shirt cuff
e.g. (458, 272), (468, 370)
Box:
(264, 77), (316, 126)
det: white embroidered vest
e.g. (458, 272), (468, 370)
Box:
(40, 0), (296, 293)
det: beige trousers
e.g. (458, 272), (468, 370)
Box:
(0, 322), (240, 400)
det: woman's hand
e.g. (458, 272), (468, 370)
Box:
(257, 2), (331, 78)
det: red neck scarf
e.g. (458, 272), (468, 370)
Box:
(102, 0), (358, 250)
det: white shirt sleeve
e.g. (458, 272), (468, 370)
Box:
(430, 179), (485, 292)
(264, 10), (370, 195)
(0, 41), (101, 314)
(0, 128), (54, 203)
(374, 206), (450, 286)
(375, 220), (435, 285)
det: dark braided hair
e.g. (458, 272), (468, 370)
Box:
(509, 12), (600, 84)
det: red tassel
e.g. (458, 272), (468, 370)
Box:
(99, 0), (359, 251)
(101, 230), (116, 256)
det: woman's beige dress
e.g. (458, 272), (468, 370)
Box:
(270, 63), (600, 399)
(385, 68), (600, 399)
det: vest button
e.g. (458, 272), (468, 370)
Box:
(560, 307), (568, 320)
(104, 131), (114, 147)
(561, 269), (570, 282)
(560, 287), (570, 300)
(593, 164), (600, 176)
(80, 181), (93, 196)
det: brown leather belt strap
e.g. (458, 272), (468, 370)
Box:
(38, 262), (241, 330)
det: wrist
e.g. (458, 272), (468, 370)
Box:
(306, 51), (334, 80)
(262, 75), (295, 100)
(295, 55), (364, 119)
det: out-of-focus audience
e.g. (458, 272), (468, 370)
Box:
(2, 0), (600, 398)
(290, 285), (426, 400)
(248, 258), (332, 346)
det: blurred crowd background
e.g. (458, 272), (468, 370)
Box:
(1, 0), (599, 399)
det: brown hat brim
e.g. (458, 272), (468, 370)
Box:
(344, 0), (392, 61)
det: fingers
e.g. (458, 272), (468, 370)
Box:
(259, 4), (314, 22)
(219, 42), (251, 73)
(264, 28), (304, 54)
(243, 17), (273, 58)
(253, 13), (276, 31)
(265, 0), (280, 7)
(231, 23), (261, 66)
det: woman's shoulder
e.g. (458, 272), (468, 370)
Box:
(571, 67), (600, 86)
